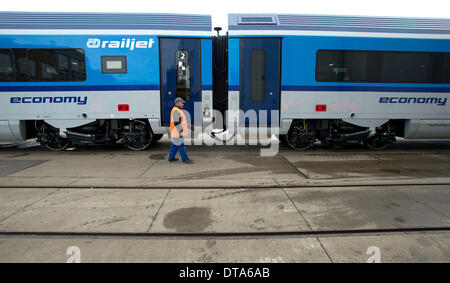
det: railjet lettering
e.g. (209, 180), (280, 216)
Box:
(379, 96), (447, 106)
(87, 38), (155, 51)
(10, 96), (87, 105)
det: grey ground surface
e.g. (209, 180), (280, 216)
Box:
(0, 137), (449, 262)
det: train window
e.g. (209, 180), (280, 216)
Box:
(175, 50), (191, 101)
(250, 49), (266, 103)
(28, 49), (86, 81)
(380, 52), (432, 83)
(101, 56), (127, 74)
(316, 50), (450, 84)
(0, 49), (13, 81)
(431, 53), (450, 83)
(0, 48), (86, 82)
(315, 50), (342, 82)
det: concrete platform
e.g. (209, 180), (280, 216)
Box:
(0, 236), (330, 263)
(0, 233), (448, 262)
(0, 140), (449, 262)
(149, 188), (309, 232)
(1, 139), (450, 188)
(0, 188), (169, 232)
(0, 185), (448, 233)
(321, 232), (450, 263)
(285, 185), (450, 230)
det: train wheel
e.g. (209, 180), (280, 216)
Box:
(123, 120), (153, 151)
(364, 134), (391, 150)
(285, 120), (315, 150)
(42, 132), (71, 151)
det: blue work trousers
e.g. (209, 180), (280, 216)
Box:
(169, 138), (190, 162)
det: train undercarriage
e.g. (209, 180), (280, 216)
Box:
(32, 118), (399, 151)
(281, 119), (398, 150)
(35, 119), (163, 151)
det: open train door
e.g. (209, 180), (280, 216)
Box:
(160, 38), (202, 127)
(240, 38), (281, 127)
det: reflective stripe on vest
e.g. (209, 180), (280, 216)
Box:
(170, 106), (188, 139)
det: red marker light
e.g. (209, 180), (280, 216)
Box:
(118, 104), (129, 111)
(316, 104), (327, 112)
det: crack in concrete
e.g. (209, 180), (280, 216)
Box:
(391, 187), (450, 219)
(139, 160), (159, 178)
(146, 189), (171, 232)
(0, 188), (60, 223)
(281, 155), (309, 179)
(282, 188), (334, 263)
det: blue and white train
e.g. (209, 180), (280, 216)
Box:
(226, 14), (450, 149)
(0, 12), (449, 150)
(0, 12), (213, 150)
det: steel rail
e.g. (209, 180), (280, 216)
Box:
(1, 227), (449, 239)
(0, 182), (449, 190)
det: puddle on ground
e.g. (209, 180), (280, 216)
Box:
(163, 207), (212, 232)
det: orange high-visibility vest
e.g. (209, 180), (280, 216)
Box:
(170, 106), (188, 139)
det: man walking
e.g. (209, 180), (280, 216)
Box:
(168, 97), (193, 164)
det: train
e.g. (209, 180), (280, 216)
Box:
(0, 12), (449, 150)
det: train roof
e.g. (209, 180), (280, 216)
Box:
(0, 12), (212, 31)
(228, 13), (450, 35)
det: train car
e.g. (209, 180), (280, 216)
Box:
(0, 12), (213, 150)
(226, 14), (450, 149)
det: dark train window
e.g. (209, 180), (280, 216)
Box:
(250, 49), (266, 102)
(175, 50), (191, 101)
(0, 48), (86, 82)
(0, 49), (13, 81)
(101, 56), (127, 74)
(316, 50), (450, 84)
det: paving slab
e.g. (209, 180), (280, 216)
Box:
(281, 154), (416, 179)
(0, 189), (168, 232)
(320, 233), (450, 263)
(0, 237), (329, 263)
(377, 154), (450, 177)
(149, 188), (310, 233)
(393, 185), (450, 218)
(0, 176), (80, 187)
(10, 155), (155, 178)
(284, 186), (450, 230)
(0, 160), (47, 176)
(141, 154), (302, 180)
(0, 188), (57, 221)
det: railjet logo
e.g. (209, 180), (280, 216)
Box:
(86, 38), (155, 51)
(379, 96), (447, 106)
(10, 96), (87, 105)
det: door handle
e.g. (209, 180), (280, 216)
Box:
(168, 91), (172, 96)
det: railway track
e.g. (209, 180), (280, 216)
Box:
(0, 182), (449, 190)
(0, 227), (449, 239)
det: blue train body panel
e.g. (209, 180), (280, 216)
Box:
(0, 12), (213, 143)
(227, 13), (450, 139)
(279, 36), (450, 91)
(0, 35), (162, 90)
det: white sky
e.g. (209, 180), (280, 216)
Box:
(2, 0), (449, 32)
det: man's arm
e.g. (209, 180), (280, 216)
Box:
(173, 111), (181, 126)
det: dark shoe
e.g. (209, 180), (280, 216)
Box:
(168, 158), (179, 162)
(182, 159), (193, 164)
